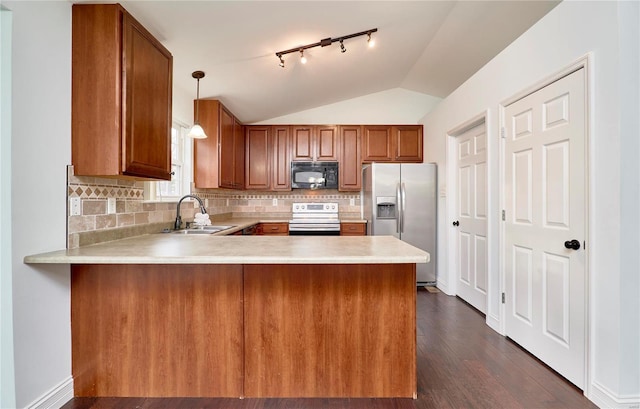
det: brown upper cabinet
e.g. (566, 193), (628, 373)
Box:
(194, 100), (245, 189)
(72, 4), (173, 180)
(362, 125), (423, 163)
(291, 126), (338, 161)
(244, 126), (291, 191)
(244, 126), (271, 190)
(338, 126), (362, 191)
(271, 126), (292, 191)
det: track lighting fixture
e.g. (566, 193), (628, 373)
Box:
(274, 28), (377, 67)
(187, 71), (207, 139)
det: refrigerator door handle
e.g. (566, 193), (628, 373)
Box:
(401, 182), (407, 233)
(396, 183), (401, 234)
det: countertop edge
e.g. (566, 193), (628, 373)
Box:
(24, 256), (428, 265)
(25, 234), (429, 266)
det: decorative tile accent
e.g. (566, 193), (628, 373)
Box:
(66, 165), (363, 249)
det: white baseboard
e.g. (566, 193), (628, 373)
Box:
(436, 278), (453, 295)
(589, 381), (640, 409)
(486, 313), (504, 335)
(26, 376), (73, 409)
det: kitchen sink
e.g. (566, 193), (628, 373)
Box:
(171, 225), (236, 235)
(207, 225), (235, 230)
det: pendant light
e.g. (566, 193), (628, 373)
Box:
(187, 70), (207, 139)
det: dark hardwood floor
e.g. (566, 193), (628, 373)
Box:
(62, 289), (596, 409)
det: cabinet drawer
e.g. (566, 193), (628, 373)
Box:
(340, 222), (366, 236)
(257, 223), (289, 235)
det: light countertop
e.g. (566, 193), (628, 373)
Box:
(24, 235), (428, 265)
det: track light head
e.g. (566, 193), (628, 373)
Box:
(367, 32), (375, 48)
(277, 54), (285, 68)
(340, 40), (346, 53)
(299, 49), (307, 64)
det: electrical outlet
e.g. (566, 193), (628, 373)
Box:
(272, 198), (278, 206)
(107, 198), (116, 214)
(69, 197), (81, 216)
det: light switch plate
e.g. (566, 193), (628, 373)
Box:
(272, 198), (278, 206)
(69, 197), (81, 216)
(107, 198), (116, 214)
(350, 198), (355, 206)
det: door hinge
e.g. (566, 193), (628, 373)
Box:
(501, 127), (506, 139)
(501, 210), (505, 221)
(502, 293), (506, 304)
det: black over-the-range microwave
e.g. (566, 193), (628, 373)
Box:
(291, 161), (338, 189)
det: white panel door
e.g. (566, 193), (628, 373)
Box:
(455, 122), (488, 313)
(504, 68), (586, 388)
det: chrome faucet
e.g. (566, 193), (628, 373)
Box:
(175, 194), (207, 230)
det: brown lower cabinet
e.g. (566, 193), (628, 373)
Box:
(340, 222), (366, 236)
(256, 222), (289, 235)
(71, 263), (416, 398)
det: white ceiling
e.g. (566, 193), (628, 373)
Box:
(115, 1), (560, 123)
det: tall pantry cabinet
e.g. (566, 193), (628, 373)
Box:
(72, 4), (173, 180)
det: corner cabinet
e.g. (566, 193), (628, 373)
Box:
(362, 125), (423, 163)
(194, 100), (245, 189)
(72, 4), (173, 180)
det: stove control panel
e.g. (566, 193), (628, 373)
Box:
(292, 202), (338, 214)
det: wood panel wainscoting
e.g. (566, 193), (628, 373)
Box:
(71, 263), (416, 398)
(71, 265), (244, 397)
(243, 264), (416, 398)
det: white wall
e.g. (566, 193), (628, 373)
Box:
(421, 0), (639, 406)
(2, 1), (72, 407)
(616, 0), (639, 397)
(254, 88), (441, 125)
(1, 7), (16, 409)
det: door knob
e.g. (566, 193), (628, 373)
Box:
(564, 239), (581, 250)
(453, 220), (459, 227)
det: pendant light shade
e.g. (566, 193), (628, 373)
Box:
(187, 124), (207, 139)
(188, 70), (207, 139)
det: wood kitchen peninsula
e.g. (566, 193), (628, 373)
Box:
(25, 235), (428, 399)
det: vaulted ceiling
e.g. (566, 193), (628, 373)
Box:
(116, 1), (560, 123)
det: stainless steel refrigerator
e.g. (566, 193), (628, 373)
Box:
(362, 163), (437, 285)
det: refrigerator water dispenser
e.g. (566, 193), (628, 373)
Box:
(376, 197), (396, 219)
